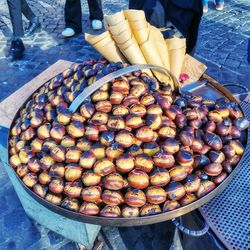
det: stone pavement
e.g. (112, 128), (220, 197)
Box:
(0, 0), (249, 249)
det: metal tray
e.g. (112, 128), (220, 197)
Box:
(7, 71), (248, 227)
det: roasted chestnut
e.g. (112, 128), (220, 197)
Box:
(147, 104), (163, 115)
(93, 158), (115, 176)
(33, 183), (48, 198)
(49, 177), (64, 194)
(130, 104), (147, 117)
(9, 154), (22, 168)
(233, 117), (249, 131)
(193, 155), (210, 168)
(176, 150), (194, 168)
(212, 172), (227, 185)
(30, 113), (43, 128)
(229, 140), (244, 156)
(204, 163), (222, 176)
(183, 174), (201, 193)
(112, 105), (129, 116)
(196, 180), (216, 198)
(79, 202), (100, 216)
(66, 121), (85, 138)
(140, 94), (155, 106)
(22, 173), (37, 187)
(91, 90), (109, 102)
(65, 146), (81, 163)
(45, 193), (62, 205)
(128, 169), (149, 189)
(222, 161), (233, 174)
(209, 150), (225, 164)
(116, 154), (134, 173)
(166, 182), (185, 201)
(107, 116), (125, 131)
(179, 131), (194, 146)
(163, 200), (181, 212)
(102, 190), (124, 205)
(140, 203), (161, 216)
(19, 146), (34, 164)
(80, 103), (95, 118)
(208, 111), (223, 123)
(81, 186), (102, 203)
(145, 186), (167, 204)
(122, 95), (139, 106)
(61, 197), (80, 212)
(203, 132), (223, 151)
(82, 170), (101, 186)
(115, 130), (134, 148)
(61, 135), (75, 148)
(65, 164), (82, 181)
(135, 126), (154, 142)
(109, 91), (124, 105)
(76, 137), (92, 151)
(158, 126), (176, 139)
(105, 143), (123, 160)
(96, 100), (112, 113)
(179, 194), (197, 206)
(100, 205), (121, 217)
(169, 166), (188, 182)
(112, 79), (129, 94)
(122, 206), (139, 218)
(125, 114), (144, 129)
(103, 173), (125, 190)
(90, 143), (106, 160)
(153, 150), (175, 168)
(142, 142), (160, 156)
(57, 106), (71, 125)
(79, 151), (96, 169)
(134, 154), (153, 173)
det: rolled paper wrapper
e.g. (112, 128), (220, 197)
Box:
(132, 24), (150, 45)
(85, 32), (127, 63)
(105, 11), (125, 26)
(117, 37), (137, 50)
(166, 37), (186, 79)
(85, 31), (111, 45)
(107, 20), (130, 36)
(112, 29), (133, 45)
(150, 26), (170, 71)
(129, 19), (148, 30)
(123, 9), (146, 22)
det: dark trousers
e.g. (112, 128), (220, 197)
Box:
(65, 0), (103, 33)
(7, 0), (35, 37)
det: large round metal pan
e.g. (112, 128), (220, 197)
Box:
(7, 72), (248, 227)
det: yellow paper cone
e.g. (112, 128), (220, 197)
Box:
(124, 9), (145, 21)
(85, 31), (111, 45)
(112, 29), (132, 45)
(129, 19), (148, 30)
(105, 11), (125, 26)
(149, 26), (170, 70)
(166, 37), (186, 79)
(133, 25), (150, 45)
(107, 20), (130, 36)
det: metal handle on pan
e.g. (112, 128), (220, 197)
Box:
(69, 64), (180, 113)
(172, 217), (209, 237)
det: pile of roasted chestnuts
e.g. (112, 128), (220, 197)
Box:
(9, 59), (249, 218)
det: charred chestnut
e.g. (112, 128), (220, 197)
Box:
(116, 154), (134, 173)
(145, 186), (167, 204)
(79, 202), (100, 216)
(166, 182), (185, 201)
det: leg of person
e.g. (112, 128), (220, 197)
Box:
(21, 0), (40, 37)
(7, 0), (25, 60)
(62, 0), (82, 37)
(215, 0), (224, 10)
(202, 0), (209, 13)
(87, 0), (103, 30)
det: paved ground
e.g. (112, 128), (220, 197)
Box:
(0, 0), (249, 249)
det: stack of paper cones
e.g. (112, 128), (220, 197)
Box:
(85, 31), (126, 63)
(105, 12), (152, 75)
(166, 36), (186, 79)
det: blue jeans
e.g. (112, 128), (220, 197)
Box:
(203, 0), (224, 5)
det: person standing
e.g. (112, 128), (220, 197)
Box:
(62, 0), (103, 37)
(203, 0), (224, 13)
(7, 0), (40, 59)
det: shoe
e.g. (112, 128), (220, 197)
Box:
(203, 5), (208, 13)
(62, 28), (76, 37)
(24, 17), (40, 37)
(91, 20), (103, 30)
(9, 38), (25, 60)
(215, 3), (224, 10)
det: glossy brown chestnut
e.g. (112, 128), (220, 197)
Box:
(112, 105), (129, 116)
(100, 205), (121, 217)
(61, 197), (80, 212)
(176, 150), (194, 168)
(96, 100), (112, 113)
(79, 202), (100, 216)
(211, 172), (228, 185)
(128, 169), (149, 189)
(204, 121), (216, 133)
(222, 161), (233, 173)
(76, 137), (92, 151)
(209, 150), (225, 164)
(233, 117), (249, 131)
(107, 116), (125, 131)
(33, 183), (48, 198)
(124, 188), (146, 207)
(203, 132), (223, 151)
(130, 104), (147, 117)
(103, 173), (125, 190)
(122, 206), (139, 218)
(193, 155), (210, 168)
(66, 121), (85, 138)
(65, 164), (82, 181)
(125, 114), (144, 129)
(81, 186), (102, 203)
(16, 165), (29, 178)
(230, 126), (241, 139)
(162, 200), (181, 212)
(166, 182), (186, 201)
(64, 182), (82, 198)
(158, 126), (176, 139)
(143, 142), (160, 156)
(149, 168), (170, 187)
(179, 193), (197, 206)
(85, 125), (99, 141)
(101, 190), (124, 205)
(9, 154), (22, 168)
(106, 143), (124, 160)
(140, 203), (161, 216)
(109, 91), (124, 105)
(79, 151), (96, 169)
(65, 146), (81, 163)
(80, 103), (95, 118)
(196, 180), (216, 198)
(153, 150), (175, 168)
(61, 135), (75, 148)
(50, 123), (66, 142)
(134, 154), (153, 173)
(184, 174), (201, 193)
(191, 139), (203, 153)
(204, 163), (222, 176)
(228, 154), (241, 166)
(229, 140), (244, 156)
(175, 114), (187, 129)
(93, 158), (115, 176)
(179, 131), (194, 147)
(145, 186), (167, 204)
(169, 166), (188, 182)
(45, 193), (62, 205)
(115, 130), (134, 148)
(116, 154), (134, 173)
(22, 172), (37, 188)
(208, 111), (223, 123)
(216, 123), (230, 136)
(19, 146), (34, 164)
(135, 126), (154, 142)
